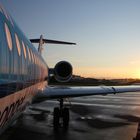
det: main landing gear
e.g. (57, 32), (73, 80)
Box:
(53, 99), (69, 131)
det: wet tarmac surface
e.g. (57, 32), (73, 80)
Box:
(1, 92), (140, 140)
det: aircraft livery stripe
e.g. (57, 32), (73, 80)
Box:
(0, 79), (47, 98)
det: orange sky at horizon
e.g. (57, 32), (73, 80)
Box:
(74, 66), (140, 79)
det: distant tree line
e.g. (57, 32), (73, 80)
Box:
(49, 75), (140, 86)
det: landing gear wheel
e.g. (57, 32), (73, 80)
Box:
(62, 108), (69, 130)
(53, 107), (60, 130)
(53, 99), (70, 130)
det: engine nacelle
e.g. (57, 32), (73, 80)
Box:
(53, 61), (73, 82)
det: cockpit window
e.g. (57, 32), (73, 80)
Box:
(5, 23), (12, 51)
(22, 41), (27, 59)
(15, 34), (21, 56)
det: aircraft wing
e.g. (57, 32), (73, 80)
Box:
(36, 85), (140, 100)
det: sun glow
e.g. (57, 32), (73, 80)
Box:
(74, 66), (140, 79)
(133, 70), (140, 79)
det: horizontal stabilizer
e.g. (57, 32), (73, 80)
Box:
(30, 39), (76, 45)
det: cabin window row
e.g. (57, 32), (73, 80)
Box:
(0, 5), (46, 71)
(4, 22), (47, 82)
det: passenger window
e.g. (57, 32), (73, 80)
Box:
(22, 41), (27, 59)
(30, 49), (34, 63)
(5, 23), (12, 51)
(0, 6), (3, 13)
(34, 54), (37, 64)
(15, 34), (21, 56)
(32, 53), (35, 63)
(2, 7), (9, 20)
(33, 53), (36, 64)
(37, 57), (39, 66)
(27, 46), (31, 61)
(8, 15), (14, 26)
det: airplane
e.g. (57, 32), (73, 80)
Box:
(0, 2), (140, 135)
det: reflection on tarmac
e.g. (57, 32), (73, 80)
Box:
(1, 92), (140, 140)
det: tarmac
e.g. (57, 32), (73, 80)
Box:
(1, 92), (140, 140)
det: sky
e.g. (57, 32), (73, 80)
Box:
(1, 0), (140, 79)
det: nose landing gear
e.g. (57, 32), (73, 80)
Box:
(53, 99), (69, 131)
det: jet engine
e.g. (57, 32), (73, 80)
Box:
(51, 61), (73, 82)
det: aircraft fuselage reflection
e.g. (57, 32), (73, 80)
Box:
(0, 4), (48, 134)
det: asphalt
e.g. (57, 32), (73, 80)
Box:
(1, 92), (140, 140)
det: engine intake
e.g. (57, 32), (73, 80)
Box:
(54, 61), (73, 82)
